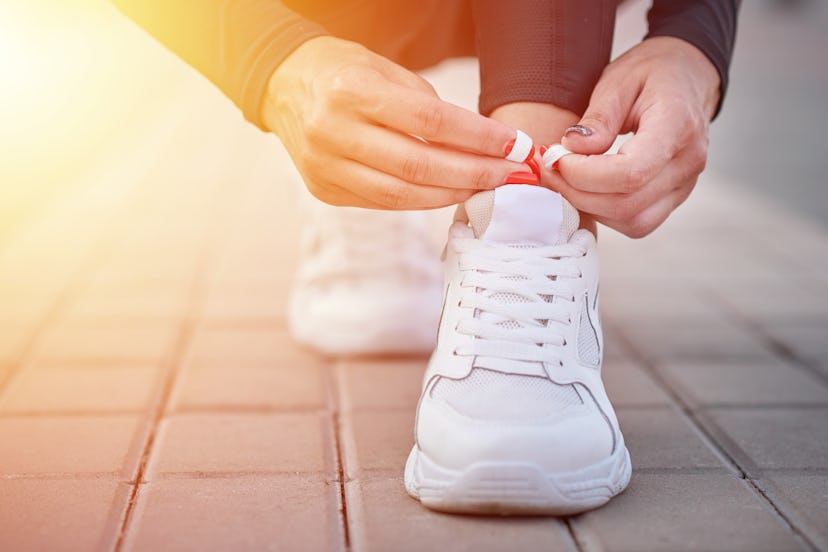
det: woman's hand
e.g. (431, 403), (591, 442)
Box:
(550, 37), (721, 237)
(262, 36), (526, 209)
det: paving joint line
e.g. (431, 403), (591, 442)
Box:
(564, 518), (585, 552)
(328, 362), (352, 551)
(113, 177), (244, 551)
(713, 292), (828, 388)
(610, 320), (820, 551)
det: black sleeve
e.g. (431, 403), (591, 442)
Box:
(110, 0), (328, 130)
(473, 0), (617, 117)
(646, 0), (741, 117)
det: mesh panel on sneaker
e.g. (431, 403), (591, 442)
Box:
(430, 368), (583, 421)
(577, 298), (600, 366)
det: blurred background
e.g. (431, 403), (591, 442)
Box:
(1, 0), (826, 242)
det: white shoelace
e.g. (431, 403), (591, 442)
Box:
(453, 238), (585, 365)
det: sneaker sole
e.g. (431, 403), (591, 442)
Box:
(404, 441), (631, 516)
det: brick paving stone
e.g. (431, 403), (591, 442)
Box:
(716, 279), (828, 322)
(346, 475), (577, 552)
(340, 411), (413, 478)
(700, 407), (828, 472)
(200, 283), (287, 324)
(0, 478), (131, 552)
(664, 241), (799, 282)
(656, 359), (828, 407)
(185, 327), (317, 369)
(123, 475), (343, 552)
(62, 285), (190, 322)
(34, 321), (179, 364)
(336, 359), (427, 412)
(603, 360), (671, 407)
(617, 317), (779, 362)
(617, 407), (730, 471)
(0, 366), (161, 413)
(571, 473), (801, 552)
(94, 248), (201, 287)
(760, 474), (828, 551)
(147, 412), (335, 477)
(0, 415), (146, 477)
(170, 362), (327, 412)
(600, 324), (635, 362)
(600, 282), (727, 323)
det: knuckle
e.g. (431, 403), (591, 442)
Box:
(327, 64), (362, 96)
(380, 183), (409, 209)
(689, 145), (708, 175)
(476, 122), (500, 154)
(401, 153), (431, 184)
(624, 164), (649, 192)
(415, 103), (444, 138)
(613, 195), (640, 222)
(471, 166), (495, 190)
(582, 109), (613, 132)
(304, 113), (329, 144)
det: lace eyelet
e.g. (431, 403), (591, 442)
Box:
(452, 349), (459, 356)
(562, 339), (568, 346)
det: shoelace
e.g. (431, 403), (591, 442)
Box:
(453, 238), (585, 365)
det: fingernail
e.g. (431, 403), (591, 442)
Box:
(504, 130), (533, 162)
(503, 171), (539, 186)
(503, 138), (515, 157)
(564, 125), (593, 137)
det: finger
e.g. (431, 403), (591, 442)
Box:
(306, 178), (389, 209)
(330, 157), (476, 210)
(358, 83), (517, 158)
(551, 147), (698, 221)
(561, 69), (641, 155)
(556, 109), (682, 195)
(340, 123), (526, 190)
(594, 182), (695, 239)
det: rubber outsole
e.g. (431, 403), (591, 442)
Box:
(404, 441), (631, 516)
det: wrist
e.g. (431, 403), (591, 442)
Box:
(643, 36), (721, 120)
(260, 36), (331, 133)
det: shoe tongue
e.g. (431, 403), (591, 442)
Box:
(464, 185), (579, 246)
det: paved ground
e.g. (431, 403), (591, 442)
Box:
(2, 2), (827, 551)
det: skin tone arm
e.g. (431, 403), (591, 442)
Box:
(260, 36), (530, 210)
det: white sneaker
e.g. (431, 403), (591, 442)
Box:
(404, 184), (630, 515)
(288, 201), (442, 356)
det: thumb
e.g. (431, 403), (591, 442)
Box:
(562, 76), (638, 155)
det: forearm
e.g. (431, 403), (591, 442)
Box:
(110, 0), (327, 129)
